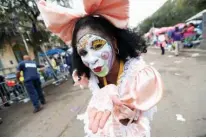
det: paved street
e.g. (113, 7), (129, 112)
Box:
(145, 48), (206, 137)
(0, 48), (206, 137)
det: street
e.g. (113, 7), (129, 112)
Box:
(0, 48), (206, 137)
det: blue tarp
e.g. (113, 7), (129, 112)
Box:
(39, 48), (65, 57)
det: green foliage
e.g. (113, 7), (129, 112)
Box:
(0, 0), (70, 49)
(0, 0), (42, 48)
(138, 0), (206, 33)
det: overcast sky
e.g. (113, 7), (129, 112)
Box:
(67, 0), (167, 28)
(129, 0), (167, 27)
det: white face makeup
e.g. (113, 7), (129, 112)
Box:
(77, 34), (114, 77)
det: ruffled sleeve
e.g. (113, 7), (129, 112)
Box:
(121, 65), (163, 111)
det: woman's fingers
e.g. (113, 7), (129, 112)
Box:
(91, 111), (103, 133)
(88, 108), (111, 134)
(99, 110), (111, 129)
(87, 95), (123, 134)
(88, 108), (97, 130)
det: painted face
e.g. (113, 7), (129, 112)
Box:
(77, 34), (114, 77)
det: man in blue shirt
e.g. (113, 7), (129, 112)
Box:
(17, 55), (46, 113)
(171, 27), (183, 56)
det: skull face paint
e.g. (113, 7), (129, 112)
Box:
(77, 34), (114, 77)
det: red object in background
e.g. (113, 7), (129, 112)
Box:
(6, 80), (16, 87)
(187, 26), (195, 32)
(183, 26), (195, 38)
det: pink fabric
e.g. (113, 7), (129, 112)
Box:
(75, 58), (163, 136)
(155, 27), (168, 35)
(73, 61), (163, 119)
(120, 66), (163, 111)
(175, 23), (186, 29)
(167, 26), (175, 31)
(37, 0), (129, 44)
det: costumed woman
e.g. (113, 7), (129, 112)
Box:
(37, 0), (163, 136)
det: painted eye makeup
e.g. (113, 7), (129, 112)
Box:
(92, 39), (106, 50)
(78, 49), (88, 57)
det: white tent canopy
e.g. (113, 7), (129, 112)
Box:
(186, 9), (206, 22)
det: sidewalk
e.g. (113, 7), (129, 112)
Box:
(0, 79), (91, 137)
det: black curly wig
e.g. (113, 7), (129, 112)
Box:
(71, 15), (145, 79)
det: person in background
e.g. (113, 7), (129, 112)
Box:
(16, 55), (46, 113)
(158, 34), (166, 55)
(54, 55), (62, 74)
(55, 55), (61, 67)
(182, 25), (187, 35)
(183, 23), (195, 45)
(171, 27), (183, 56)
(49, 56), (57, 70)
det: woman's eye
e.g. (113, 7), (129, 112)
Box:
(93, 44), (103, 50)
(92, 39), (106, 50)
(79, 50), (88, 57)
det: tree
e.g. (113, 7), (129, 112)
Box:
(0, 0), (71, 61)
(138, 0), (206, 34)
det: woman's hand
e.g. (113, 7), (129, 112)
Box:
(88, 95), (123, 134)
(88, 108), (111, 133)
(72, 70), (89, 88)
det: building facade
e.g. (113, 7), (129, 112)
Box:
(0, 42), (35, 76)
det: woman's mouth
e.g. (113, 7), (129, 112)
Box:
(93, 66), (102, 73)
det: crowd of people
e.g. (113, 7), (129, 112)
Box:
(146, 22), (203, 56)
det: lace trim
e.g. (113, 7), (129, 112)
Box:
(88, 90), (114, 112)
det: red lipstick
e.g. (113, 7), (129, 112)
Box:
(93, 66), (102, 72)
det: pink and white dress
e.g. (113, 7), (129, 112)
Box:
(75, 57), (163, 137)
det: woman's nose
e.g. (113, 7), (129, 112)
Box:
(91, 59), (98, 65)
(87, 52), (98, 65)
